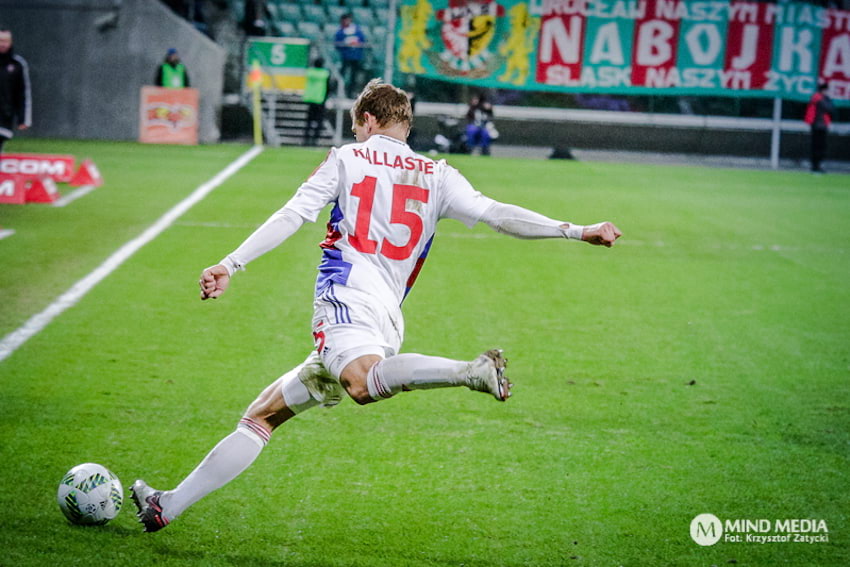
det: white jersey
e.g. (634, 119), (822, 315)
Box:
(283, 134), (495, 309)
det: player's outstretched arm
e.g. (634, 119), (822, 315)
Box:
(199, 264), (231, 300)
(198, 208), (308, 301)
(573, 221), (622, 247)
(480, 202), (622, 246)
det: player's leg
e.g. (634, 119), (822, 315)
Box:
(0, 118), (11, 154)
(304, 104), (319, 146)
(480, 126), (492, 156)
(303, 110), (313, 146)
(465, 124), (479, 153)
(812, 128), (827, 173)
(810, 128), (818, 171)
(130, 356), (321, 532)
(350, 59), (364, 97)
(338, 350), (512, 405)
(315, 284), (512, 405)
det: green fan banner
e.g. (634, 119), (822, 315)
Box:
(396, 0), (850, 104)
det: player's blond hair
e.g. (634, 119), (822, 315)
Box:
(350, 79), (413, 130)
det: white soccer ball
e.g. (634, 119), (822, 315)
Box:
(57, 463), (123, 525)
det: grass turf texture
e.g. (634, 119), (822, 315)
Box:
(0, 139), (848, 566)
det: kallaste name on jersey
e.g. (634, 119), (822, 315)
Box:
(352, 147), (435, 174)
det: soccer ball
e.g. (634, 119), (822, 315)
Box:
(57, 463), (123, 525)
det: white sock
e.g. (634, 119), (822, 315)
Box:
(159, 417), (270, 520)
(366, 353), (470, 400)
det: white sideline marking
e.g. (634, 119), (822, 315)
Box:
(0, 145), (264, 363)
(54, 185), (96, 207)
(0, 229), (15, 240)
(174, 220), (258, 229)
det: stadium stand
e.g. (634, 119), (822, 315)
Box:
(327, 5), (350, 23)
(153, 0), (850, 159)
(278, 4), (301, 21)
(274, 20), (296, 36)
(296, 21), (323, 42)
(8, 0), (847, 161)
(301, 4), (327, 24)
(352, 7), (377, 27)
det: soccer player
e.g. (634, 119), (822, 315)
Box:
(131, 79), (622, 532)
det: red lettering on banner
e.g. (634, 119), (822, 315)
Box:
(631, 0), (680, 86)
(818, 9), (850, 86)
(724, 1), (773, 90)
(536, 9), (586, 85)
(0, 154), (76, 183)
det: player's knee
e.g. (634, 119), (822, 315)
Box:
(244, 401), (291, 432)
(341, 378), (372, 405)
(339, 354), (382, 405)
(244, 378), (296, 431)
(244, 406), (283, 432)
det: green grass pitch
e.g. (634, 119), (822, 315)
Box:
(0, 139), (848, 566)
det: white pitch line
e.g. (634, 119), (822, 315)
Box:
(0, 145), (264, 363)
(54, 184), (96, 207)
(0, 228), (15, 240)
(174, 220), (258, 229)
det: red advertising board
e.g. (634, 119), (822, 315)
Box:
(139, 86), (199, 145)
(0, 154), (76, 183)
(24, 177), (59, 203)
(0, 173), (26, 204)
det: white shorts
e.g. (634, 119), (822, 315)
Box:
(311, 282), (405, 379)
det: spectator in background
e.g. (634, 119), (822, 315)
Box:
(805, 81), (835, 174)
(465, 94), (496, 156)
(302, 58), (331, 146)
(0, 28), (31, 154)
(155, 48), (190, 89)
(334, 13), (367, 98)
(243, 0), (268, 37)
(163, 0), (208, 37)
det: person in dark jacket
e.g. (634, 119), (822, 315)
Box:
(805, 82), (835, 174)
(0, 29), (31, 154)
(243, 0), (268, 37)
(465, 94), (496, 156)
(154, 48), (190, 89)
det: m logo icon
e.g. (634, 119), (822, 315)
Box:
(691, 513), (723, 546)
(0, 174), (25, 204)
(0, 179), (15, 197)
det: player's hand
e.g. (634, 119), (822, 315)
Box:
(17, 124), (28, 131)
(199, 264), (230, 300)
(582, 222), (622, 247)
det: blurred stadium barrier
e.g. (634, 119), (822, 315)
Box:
(1, 0), (224, 143)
